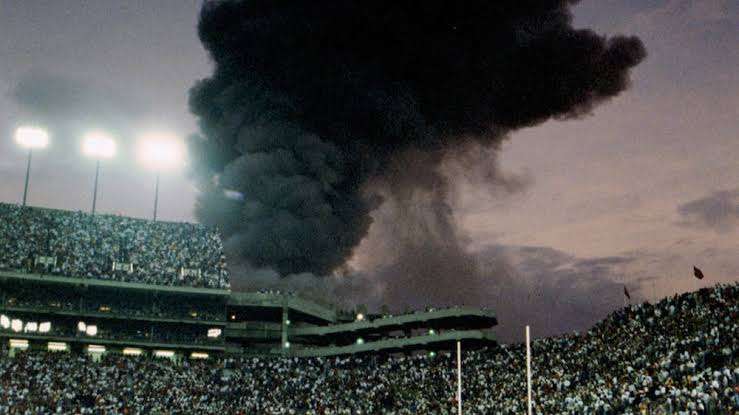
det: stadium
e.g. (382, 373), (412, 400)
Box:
(0, 202), (737, 414)
(2, 0), (739, 414)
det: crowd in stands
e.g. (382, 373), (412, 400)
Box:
(0, 203), (229, 289)
(0, 284), (736, 414)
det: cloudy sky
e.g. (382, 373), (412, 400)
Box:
(1, 0), (737, 340)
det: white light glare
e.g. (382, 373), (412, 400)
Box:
(87, 345), (106, 354)
(82, 131), (117, 159)
(77, 321), (87, 332)
(123, 348), (143, 356)
(207, 328), (222, 338)
(9, 339), (29, 349)
(25, 322), (38, 333)
(137, 132), (184, 170)
(0, 315), (9, 329)
(48, 342), (68, 352)
(154, 350), (175, 358)
(190, 352), (209, 359)
(86, 325), (98, 336)
(11, 319), (23, 332)
(15, 127), (49, 149)
(39, 322), (52, 333)
(356, 313), (365, 321)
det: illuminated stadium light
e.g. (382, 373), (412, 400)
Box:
(154, 350), (175, 358)
(0, 314), (9, 329)
(39, 322), (52, 333)
(87, 345), (106, 354)
(283, 341), (291, 349)
(230, 314), (237, 320)
(285, 319), (291, 326)
(85, 325), (98, 336)
(78, 321), (87, 332)
(47, 342), (68, 352)
(356, 338), (365, 345)
(98, 305), (111, 312)
(190, 352), (209, 359)
(356, 313), (365, 321)
(9, 339), (29, 350)
(15, 126), (49, 206)
(429, 351), (437, 358)
(207, 328), (222, 338)
(11, 319), (23, 332)
(136, 132), (185, 170)
(15, 126), (49, 149)
(82, 131), (117, 159)
(25, 322), (38, 333)
(429, 329), (436, 335)
(136, 131), (185, 221)
(123, 347), (143, 356)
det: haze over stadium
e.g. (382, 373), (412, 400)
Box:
(0, 0), (738, 345)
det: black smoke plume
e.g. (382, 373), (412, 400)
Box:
(189, 0), (645, 279)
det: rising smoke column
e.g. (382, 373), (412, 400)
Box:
(189, 0), (646, 277)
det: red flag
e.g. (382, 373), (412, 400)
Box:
(623, 285), (631, 299)
(693, 266), (704, 280)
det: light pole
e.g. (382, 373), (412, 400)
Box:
(14, 127), (49, 206)
(82, 132), (116, 214)
(136, 132), (184, 221)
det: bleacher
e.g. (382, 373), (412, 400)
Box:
(0, 203), (229, 289)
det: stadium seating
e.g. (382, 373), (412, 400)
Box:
(0, 284), (736, 414)
(0, 203), (229, 289)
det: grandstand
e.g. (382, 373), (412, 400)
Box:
(0, 203), (496, 359)
(1, 203), (737, 413)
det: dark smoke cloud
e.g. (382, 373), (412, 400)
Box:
(189, 0), (646, 280)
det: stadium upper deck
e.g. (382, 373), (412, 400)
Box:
(0, 203), (229, 289)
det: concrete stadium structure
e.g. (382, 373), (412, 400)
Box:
(0, 270), (497, 359)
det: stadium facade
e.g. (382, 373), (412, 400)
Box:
(0, 203), (496, 360)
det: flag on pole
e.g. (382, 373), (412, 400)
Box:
(623, 285), (631, 300)
(693, 266), (704, 280)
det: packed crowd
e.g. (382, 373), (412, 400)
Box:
(0, 203), (229, 289)
(0, 284), (737, 414)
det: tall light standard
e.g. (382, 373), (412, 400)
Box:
(136, 132), (184, 221)
(14, 127), (49, 206)
(82, 131), (116, 214)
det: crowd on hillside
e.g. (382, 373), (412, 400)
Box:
(0, 284), (737, 414)
(0, 203), (229, 289)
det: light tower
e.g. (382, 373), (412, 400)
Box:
(82, 131), (117, 214)
(136, 131), (184, 221)
(14, 126), (49, 206)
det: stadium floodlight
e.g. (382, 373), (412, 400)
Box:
(0, 314), (9, 329)
(190, 352), (209, 359)
(283, 341), (291, 349)
(25, 322), (38, 333)
(136, 131), (185, 221)
(14, 126), (50, 206)
(85, 325), (98, 336)
(11, 319), (23, 332)
(356, 338), (364, 345)
(82, 131), (116, 215)
(356, 313), (365, 321)
(429, 329), (436, 335)
(48, 342), (68, 352)
(77, 321), (87, 332)
(39, 322), (51, 333)
(207, 328), (222, 338)
(429, 351), (436, 358)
